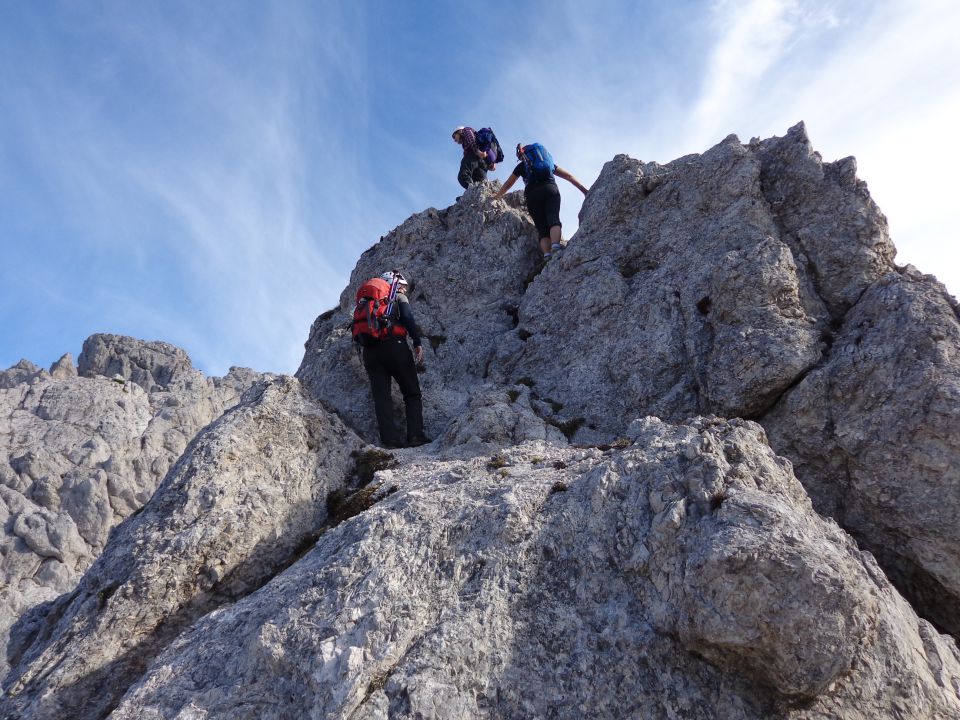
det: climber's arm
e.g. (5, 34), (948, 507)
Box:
(554, 166), (589, 196)
(493, 173), (520, 201)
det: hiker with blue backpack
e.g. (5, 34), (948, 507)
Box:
(492, 142), (589, 261)
(452, 126), (504, 188)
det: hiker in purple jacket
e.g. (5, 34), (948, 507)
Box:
(452, 126), (493, 189)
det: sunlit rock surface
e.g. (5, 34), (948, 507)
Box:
(3, 125), (959, 718)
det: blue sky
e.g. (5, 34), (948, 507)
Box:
(2, 0), (958, 376)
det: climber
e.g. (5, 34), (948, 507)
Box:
(452, 126), (493, 189)
(351, 271), (431, 449)
(492, 142), (589, 262)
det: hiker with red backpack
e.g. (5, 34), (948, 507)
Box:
(492, 142), (589, 262)
(452, 126), (504, 189)
(351, 271), (431, 449)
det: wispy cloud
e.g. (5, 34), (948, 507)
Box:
(685, 0), (842, 148)
(478, 0), (960, 295)
(1, 3), (398, 374)
(3, 1), (957, 375)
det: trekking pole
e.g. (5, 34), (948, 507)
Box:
(384, 274), (401, 319)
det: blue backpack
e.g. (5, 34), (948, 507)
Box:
(476, 127), (504, 163)
(519, 143), (554, 183)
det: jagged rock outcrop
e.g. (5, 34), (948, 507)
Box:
(296, 122), (960, 646)
(0, 335), (264, 678)
(78, 334), (197, 392)
(298, 124), (892, 439)
(297, 182), (541, 441)
(0, 361), (46, 390)
(489, 124), (892, 431)
(2, 376), (363, 720)
(3, 125), (960, 718)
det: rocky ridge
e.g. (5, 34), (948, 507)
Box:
(1, 123), (959, 718)
(0, 335), (264, 679)
(300, 124), (960, 642)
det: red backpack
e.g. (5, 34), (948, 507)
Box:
(351, 278), (406, 341)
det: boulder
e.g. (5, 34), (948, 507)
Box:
(765, 267), (960, 635)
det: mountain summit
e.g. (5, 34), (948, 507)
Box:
(2, 124), (959, 719)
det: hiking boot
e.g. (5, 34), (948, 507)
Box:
(550, 242), (562, 255)
(406, 434), (432, 447)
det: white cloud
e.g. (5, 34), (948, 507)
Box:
(688, 0), (803, 146)
(716, 0), (960, 295)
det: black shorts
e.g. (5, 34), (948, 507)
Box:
(524, 181), (562, 239)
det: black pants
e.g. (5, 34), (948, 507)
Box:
(458, 154), (488, 189)
(362, 337), (424, 446)
(524, 181), (562, 238)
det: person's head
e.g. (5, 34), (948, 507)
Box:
(452, 127), (465, 144)
(381, 270), (409, 293)
(516, 143), (524, 159)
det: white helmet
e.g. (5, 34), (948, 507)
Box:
(452, 126), (465, 140)
(380, 270), (409, 289)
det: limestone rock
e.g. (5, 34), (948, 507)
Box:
(81, 419), (960, 719)
(78, 333), (201, 392)
(0, 337), (264, 679)
(754, 126), (894, 314)
(47, 354), (76, 380)
(295, 123), (960, 641)
(490, 124), (892, 434)
(436, 384), (568, 453)
(0, 360), (44, 390)
(764, 268), (960, 635)
(297, 182), (541, 443)
(2, 376), (363, 720)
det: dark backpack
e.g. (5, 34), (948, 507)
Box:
(519, 143), (554, 183)
(351, 278), (405, 341)
(476, 127), (504, 163)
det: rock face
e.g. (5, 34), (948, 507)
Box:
(764, 267), (960, 635)
(296, 122), (960, 646)
(0, 335), (264, 679)
(70, 421), (960, 719)
(490, 125), (892, 431)
(3, 376), (363, 720)
(297, 182), (541, 442)
(78, 334), (196, 392)
(2, 124), (960, 718)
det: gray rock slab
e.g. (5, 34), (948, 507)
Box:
(95, 418), (960, 719)
(2, 376), (363, 720)
(78, 334), (198, 392)
(297, 123), (960, 642)
(296, 182), (541, 443)
(490, 124), (892, 434)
